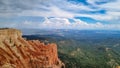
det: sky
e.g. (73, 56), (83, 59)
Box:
(0, 0), (120, 30)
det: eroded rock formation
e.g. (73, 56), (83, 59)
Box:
(0, 28), (65, 68)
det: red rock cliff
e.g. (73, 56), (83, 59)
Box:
(0, 28), (65, 68)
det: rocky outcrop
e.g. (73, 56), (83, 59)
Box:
(116, 66), (120, 68)
(0, 28), (65, 68)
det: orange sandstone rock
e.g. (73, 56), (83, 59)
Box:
(0, 28), (65, 68)
(116, 66), (120, 68)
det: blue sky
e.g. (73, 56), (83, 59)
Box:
(0, 0), (120, 30)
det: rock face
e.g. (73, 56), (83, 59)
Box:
(0, 28), (65, 68)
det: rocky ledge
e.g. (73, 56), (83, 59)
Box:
(0, 28), (65, 68)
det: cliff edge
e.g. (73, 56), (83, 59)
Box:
(0, 28), (65, 68)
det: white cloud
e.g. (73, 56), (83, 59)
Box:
(1, 17), (120, 30)
(0, 0), (120, 29)
(86, 0), (120, 21)
(100, 0), (120, 11)
(0, 0), (119, 21)
(106, 11), (120, 20)
(40, 17), (72, 29)
(15, 6), (74, 18)
(37, 18), (120, 29)
(19, 0), (120, 21)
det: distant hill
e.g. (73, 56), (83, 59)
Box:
(23, 29), (120, 68)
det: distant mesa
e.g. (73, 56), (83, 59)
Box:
(0, 28), (9, 30)
(0, 28), (65, 68)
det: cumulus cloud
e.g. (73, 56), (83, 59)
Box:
(37, 18), (120, 29)
(0, 0), (120, 29)
(6, 18), (117, 30)
(1, 17), (120, 30)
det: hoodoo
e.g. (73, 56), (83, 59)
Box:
(0, 28), (64, 68)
